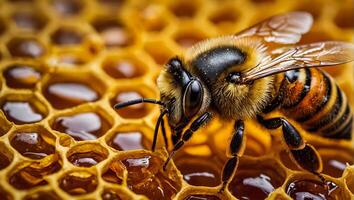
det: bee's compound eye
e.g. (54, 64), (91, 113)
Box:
(183, 80), (203, 119)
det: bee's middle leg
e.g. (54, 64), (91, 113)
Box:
(257, 115), (325, 183)
(220, 120), (244, 192)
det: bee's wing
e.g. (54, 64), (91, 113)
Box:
(236, 12), (313, 44)
(241, 41), (354, 82)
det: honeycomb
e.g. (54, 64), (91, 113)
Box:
(0, 0), (353, 199)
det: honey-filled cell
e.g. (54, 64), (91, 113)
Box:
(59, 171), (98, 195)
(6, 37), (45, 58)
(107, 130), (148, 151)
(51, 0), (84, 16)
(3, 64), (42, 89)
(1, 100), (46, 125)
(51, 27), (84, 46)
(67, 143), (108, 167)
(0, 142), (13, 170)
(12, 10), (48, 31)
(24, 190), (62, 200)
(183, 194), (221, 200)
(101, 55), (146, 79)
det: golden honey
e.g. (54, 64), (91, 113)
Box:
(0, 0), (353, 200)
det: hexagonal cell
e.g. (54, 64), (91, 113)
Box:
(286, 177), (343, 199)
(228, 158), (286, 200)
(137, 5), (169, 32)
(9, 126), (56, 159)
(0, 94), (48, 125)
(51, 27), (85, 46)
(0, 186), (12, 200)
(107, 125), (150, 151)
(43, 72), (104, 109)
(101, 53), (147, 79)
(168, 0), (198, 18)
(183, 194), (221, 200)
(52, 0), (84, 16)
(47, 50), (90, 68)
(101, 188), (132, 200)
(173, 29), (208, 48)
(12, 9), (48, 31)
(143, 40), (175, 65)
(318, 147), (353, 178)
(110, 87), (155, 119)
(59, 170), (98, 195)
(102, 152), (181, 199)
(51, 111), (112, 141)
(208, 7), (240, 26)
(92, 18), (135, 48)
(174, 152), (223, 187)
(7, 37), (46, 58)
(335, 6), (354, 29)
(67, 143), (109, 167)
(0, 142), (13, 170)
(24, 190), (61, 200)
(3, 63), (42, 89)
(8, 154), (62, 189)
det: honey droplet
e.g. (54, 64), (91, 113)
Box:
(7, 38), (45, 58)
(2, 101), (44, 124)
(184, 195), (221, 200)
(44, 82), (99, 109)
(10, 132), (55, 159)
(175, 155), (221, 187)
(93, 20), (133, 47)
(59, 172), (98, 195)
(103, 59), (143, 79)
(51, 28), (83, 45)
(4, 64), (41, 89)
(53, 112), (110, 141)
(108, 131), (147, 151)
(12, 12), (46, 31)
(111, 91), (149, 118)
(68, 152), (106, 167)
(229, 166), (285, 200)
(286, 179), (339, 200)
(24, 191), (62, 200)
(52, 0), (83, 16)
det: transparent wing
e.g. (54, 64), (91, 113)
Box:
(241, 41), (354, 82)
(236, 12), (313, 44)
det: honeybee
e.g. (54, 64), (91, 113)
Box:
(115, 12), (354, 191)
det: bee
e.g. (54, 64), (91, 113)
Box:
(115, 12), (354, 191)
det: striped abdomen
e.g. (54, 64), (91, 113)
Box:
(268, 68), (352, 139)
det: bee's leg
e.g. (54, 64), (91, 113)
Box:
(163, 112), (211, 170)
(160, 119), (169, 149)
(220, 120), (244, 192)
(257, 115), (325, 183)
(171, 129), (182, 145)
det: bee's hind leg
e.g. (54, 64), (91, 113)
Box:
(257, 115), (326, 183)
(219, 120), (245, 192)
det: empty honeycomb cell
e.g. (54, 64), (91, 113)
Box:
(6, 37), (45, 58)
(318, 147), (354, 178)
(334, 6), (354, 29)
(0, 186), (12, 200)
(183, 194), (221, 200)
(0, 142), (13, 170)
(11, 9), (48, 31)
(67, 143), (109, 167)
(143, 40), (175, 66)
(174, 152), (223, 187)
(59, 170), (98, 195)
(285, 178), (343, 200)
(9, 126), (56, 159)
(101, 53), (147, 79)
(42, 72), (105, 109)
(107, 129), (149, 151)
(92, 18), (135, 48)
(23, 190), (62, 200)
(110, 87), (155, 119)
(101, 188), (131, 200)
(52, 111), (112, 141)
(168, 0), (198, 18)
(51, 27), (85, 46)
(3, 63), (42, 89)
(228, 158), (287, 200)
(0, 94), (48, 125)
(8, 154), (62, 189)
(51, 0), (84, 17)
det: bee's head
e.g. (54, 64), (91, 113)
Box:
(157, 57), (211, 130)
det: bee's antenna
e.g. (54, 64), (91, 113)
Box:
(114, 98), (164, 109)
(152, 109), (169, 151)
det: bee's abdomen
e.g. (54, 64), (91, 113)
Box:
(280, 68), (352, 139)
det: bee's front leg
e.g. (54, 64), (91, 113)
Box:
(220, 120), (244, 192)
(257, 115), (325, 183)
